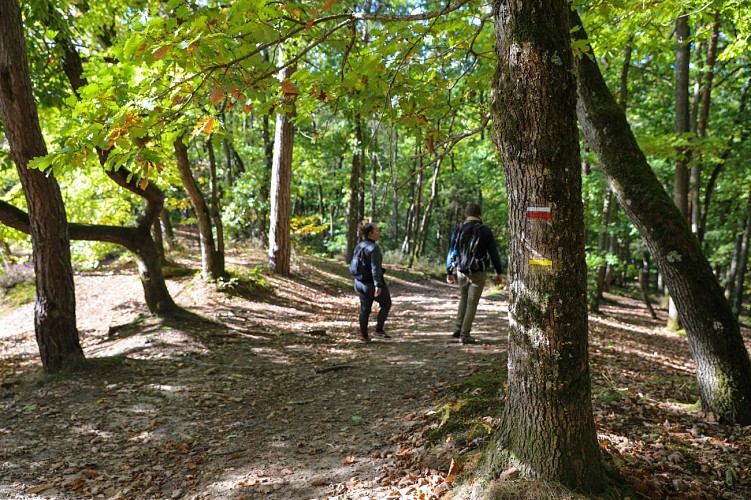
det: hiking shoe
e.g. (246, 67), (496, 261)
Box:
(452, 330), (461, 338)
(460, 337), (477, 345)
(374, 330), (391, 339)
(359, 336), (371, 343)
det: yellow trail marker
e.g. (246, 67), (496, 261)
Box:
(529, 259), (553, 267)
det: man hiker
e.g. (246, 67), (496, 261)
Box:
(446, 202), (504, 345)
(351, 222), (392, 343)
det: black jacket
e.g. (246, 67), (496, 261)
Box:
(354, 239), (386, 287)
(446, 220), (504, 276)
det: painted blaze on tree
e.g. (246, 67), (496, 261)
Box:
(473, 0), (605, 494)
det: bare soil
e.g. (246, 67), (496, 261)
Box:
(1, 243), (750, 499)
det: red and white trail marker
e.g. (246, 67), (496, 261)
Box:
(526, 206), (552, 219)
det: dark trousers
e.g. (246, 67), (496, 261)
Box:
(354, 280), (392, 337)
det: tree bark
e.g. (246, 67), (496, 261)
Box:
(414, 158), (441, 261)
(639, 253), (658, 320)
(206, 139), (226, 274)
(691, 12), (720, 238)
(731, 194), (751, 318)
(151, 217), (166, 266)
(590, 190), (613, 313)
(572, 11), (751, 424)
(345, 116), (364, 262)
(0, 0), (84, 372)
(161, 209), (177, 251)
(475, 0), (605, 493)
(668, 12), (691, 331)
(725, 227), (743, 301)
(174, 138), (222, 280)
(268, 64), (296, 276)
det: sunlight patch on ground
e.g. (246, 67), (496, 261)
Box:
(590, 314), (673, 337)
(250, 347), (295, 364)
(72, 425), (114, 440)
(86, 330), (207, 360)
(594, 342), (694, 374)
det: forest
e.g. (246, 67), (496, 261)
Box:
(1, 0), (750, 498)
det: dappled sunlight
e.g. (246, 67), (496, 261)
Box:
(86, 329), (209, 360)
(71, 425), (115, 440)
(3, 247), (749, 498)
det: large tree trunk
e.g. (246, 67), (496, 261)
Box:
(572, 11), (751, 424)
(474, 0), (605, 493)
(0, 0), (84, 372)
(268, 65), (296, 276)
(174, 138), (222, 280)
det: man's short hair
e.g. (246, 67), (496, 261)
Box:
(465, 202), (482, 218)
(360, 221), (377, 238)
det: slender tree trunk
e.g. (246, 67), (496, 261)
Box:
(474, 1), (605, 493)
(259, 113), (273, 242)
(415, 159), (441, 261)
(222, 137), (234, 187)
(206, 139), (225, 274)
(317, 183), (325, 221)
(692, 12), (719, 237)
(268, 64), (296, 276)
(668, 12), (692, 331)
(732, 194), (751, 318)
(407, 165), (424, 268)
(345, 116), (363, 262)
(174, 138), (221, 280)
(591, 190), (613, 313)
(401, 150), (420, 256)
(674, 13), (691, 220)
(572, 11), (751, 424)
(369, 146), (377, 220)
(725, 226), (743, 300)
(401, 201), (415, 255)
(700, 82), (749, 244)
(639, 252), (658, 320)
(0, 0), (84, 372)
(161, 209), (176, 251)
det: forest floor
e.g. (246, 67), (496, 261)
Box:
(1, 238), (751, 499)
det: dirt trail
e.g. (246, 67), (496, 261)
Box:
(4, 251), (751, 499)
(0, 256), (509, 499)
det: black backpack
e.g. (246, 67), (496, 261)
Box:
(451, 222), (486, 274)
(349, 241), (372, 281)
